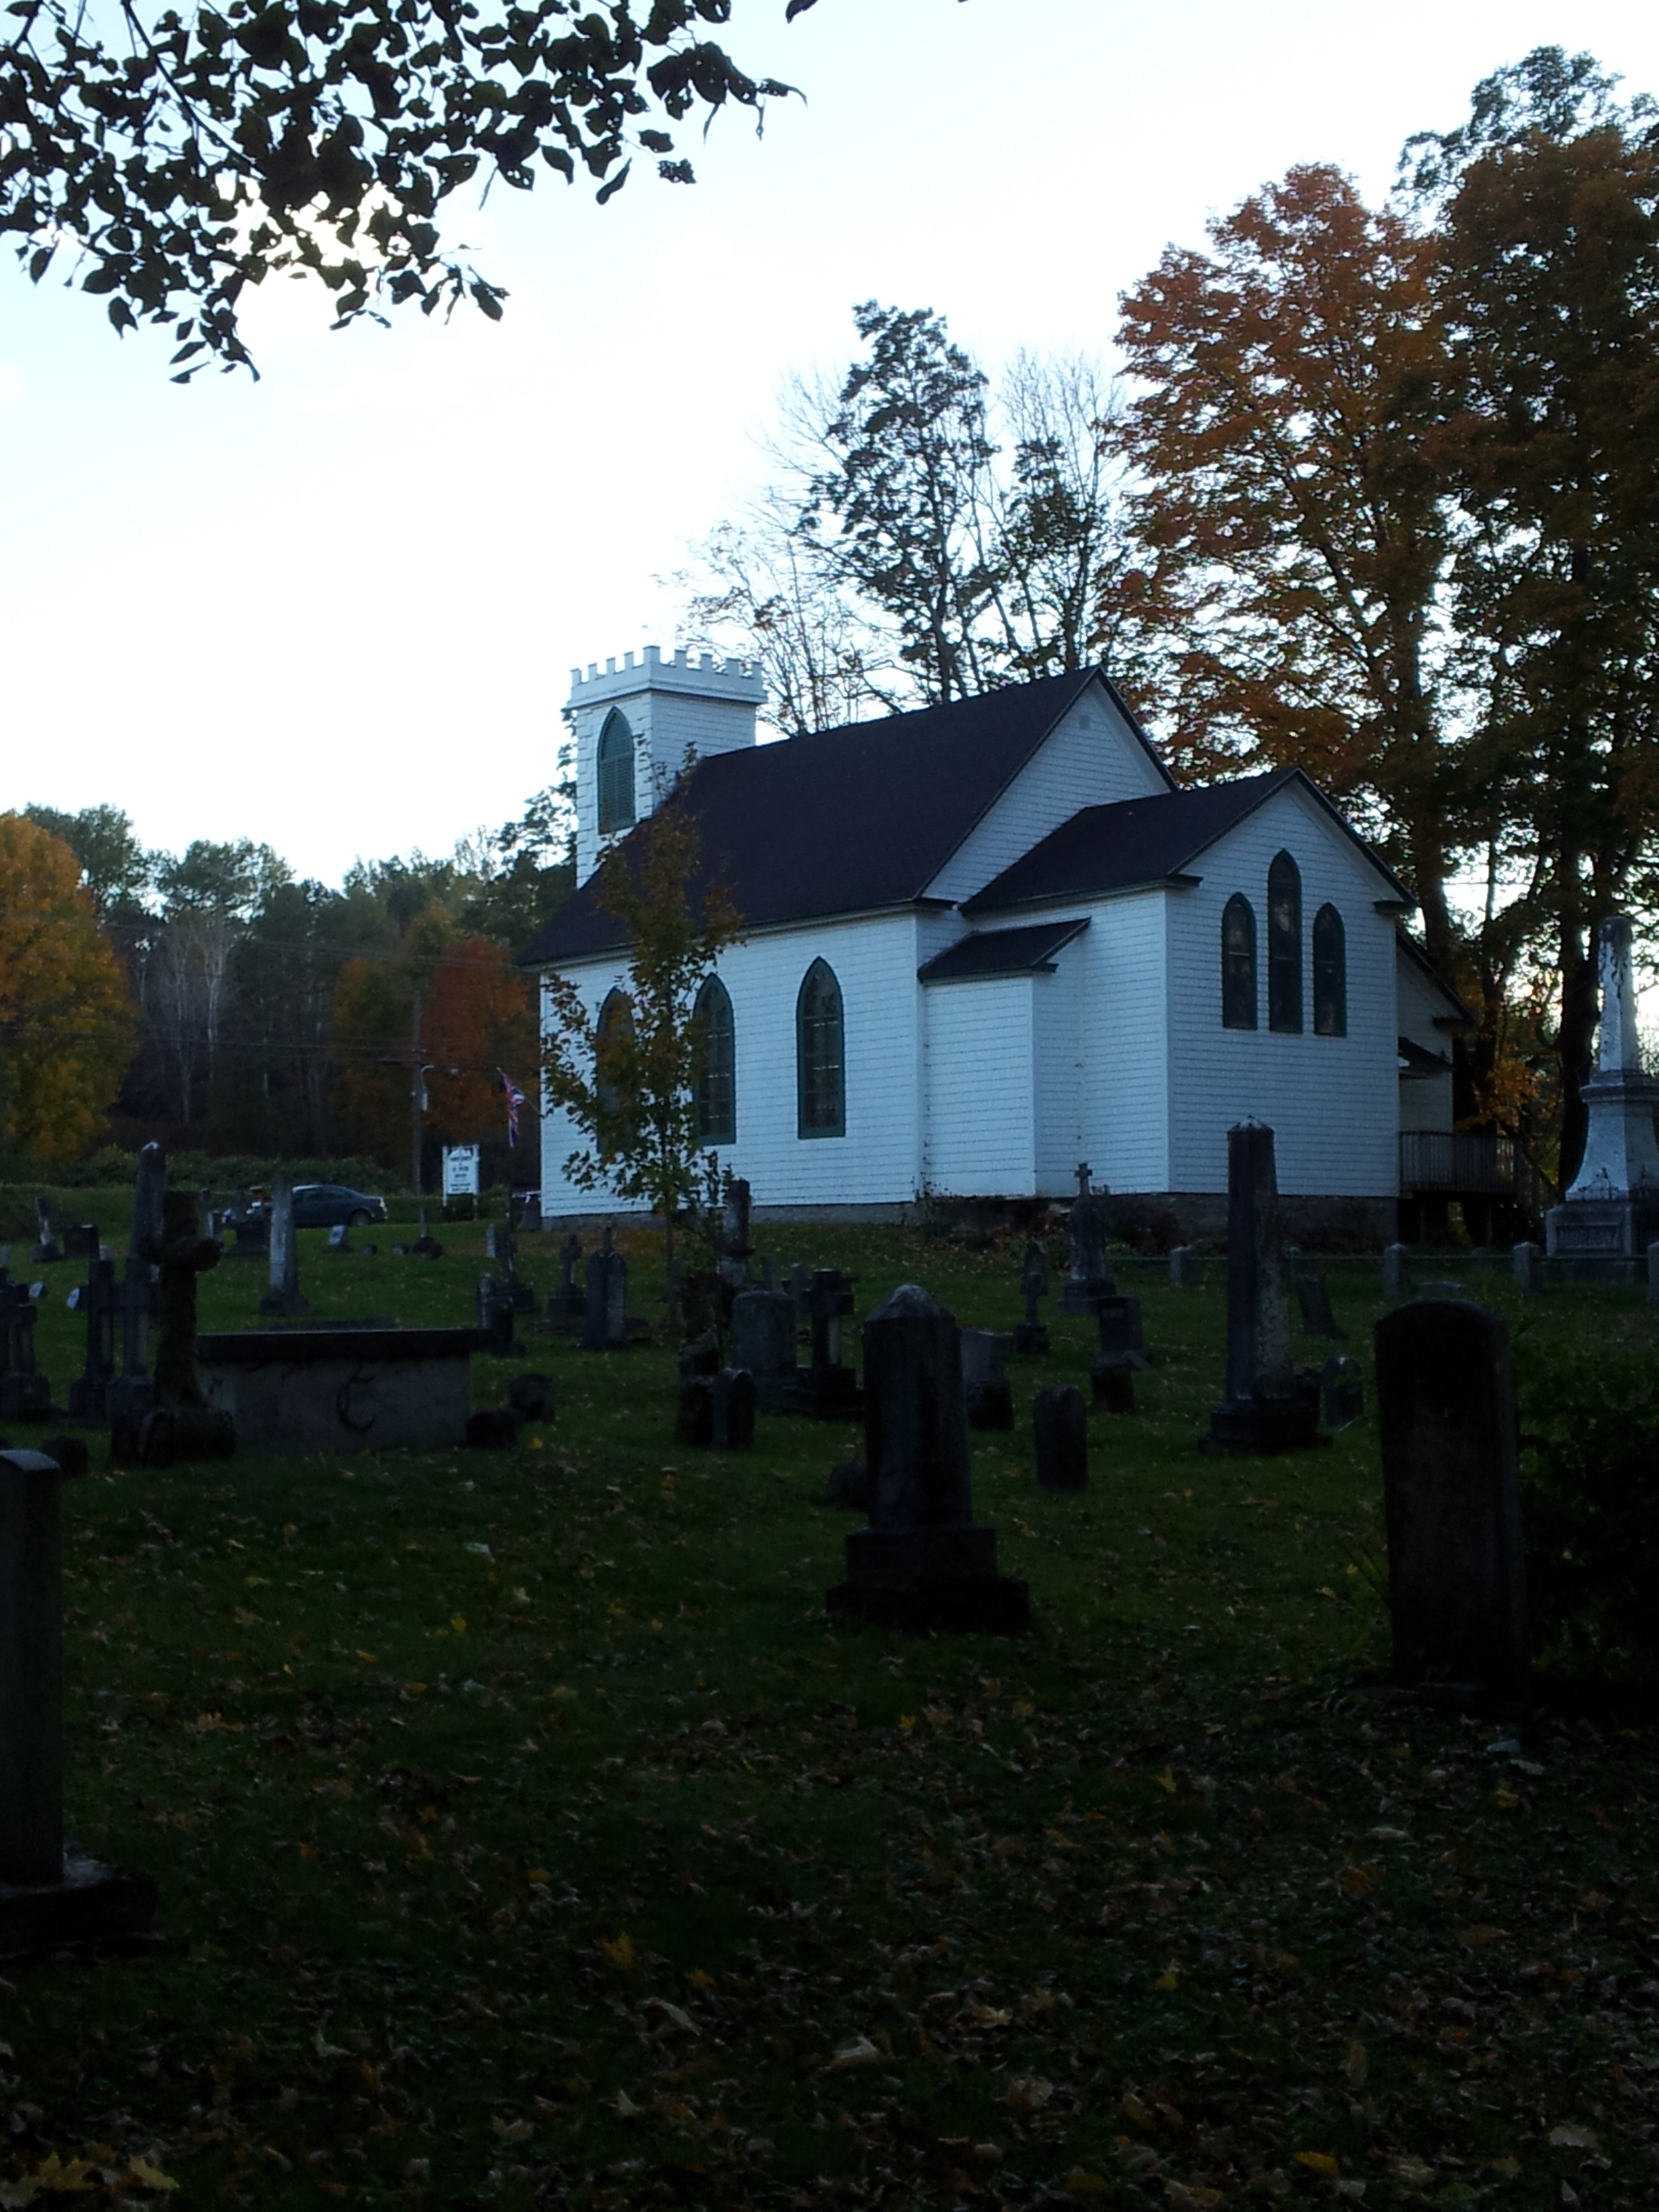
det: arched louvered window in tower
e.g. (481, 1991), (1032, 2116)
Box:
(1221, 894), (1258, 1030)
(1313, 903), (1347, 1037)
(695, 975), (736, 1143)
(596, 709), (636, 836)
(595, 987), (634, 1115)
(1267, 851), (1303, 1034)
(796, 959), (845, 1139)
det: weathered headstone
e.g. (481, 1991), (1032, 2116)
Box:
(711, 1367), (756, 1451)
(0, 1284), (50, 1421)
(477, 1273), (518, 1357)
(412, 1208), (442, 1260)
(717, 1177), (754, 1292)
(960, 1328), (1014, 1431)
(827, 1284), (1029, 1633)
(797, 1268), (861, 1418)
(1094, 1294), (1147, 1366)
(1320, 1354), (1365, 1432)
(581, 1230), (628, 1352)
(790, 1261), (810, 1321)
(1382, 1243), (1412, 1301)
(1208, 1122), (1321, 1454)
(66, 1258), (117, 1424)
(104, 1258), (155, 1422)
(675, 1375), (714, 1447)
(1058, 1164), (1115, 1313)
(0, 1447), (157, 1952)
(732, 1285), (797, 1410)
(62, 1224), (98, 1264)
(1293, 1272), (1346, 1340)
(112, 1193), (234, 1465)
(489, 1227), (535, 1311)
(1169, 1245), (1202, 1289)
(1648, 1240), (1659, 1305)
(1033, 1385), (1088, 1490)
(547, 1232), (586, 1323)
(1012, 1240), (1050, 1355)
(1374, 1300), (1528, 1699)
(1546, 914), (1659, 1279)
(1090, 1358), (1136, 1414)
(29, 1199), (61, 1267)
(325, 1223), (352, 1255)
(1512, 1240), (1544, 1294)
(260, 1174), (308, 1317)
(129, 1143), (166, 1263)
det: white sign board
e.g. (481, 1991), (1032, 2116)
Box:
(442, 1144), (481, 1199)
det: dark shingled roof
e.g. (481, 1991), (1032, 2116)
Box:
(917, 918), (1089, 984)
(521, 669), (1166, 964)
(962, 773), (1294, 914)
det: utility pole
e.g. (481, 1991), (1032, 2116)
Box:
(410, 993), (424, 1198)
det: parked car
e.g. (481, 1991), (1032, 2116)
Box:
(290, 1183), (388, 1229)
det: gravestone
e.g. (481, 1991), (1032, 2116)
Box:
(717, 1177), (754, 1292)
(825, 1459), (873, 1512)
(260, 1175), (308, 1317)
(66, 1258), (117, 1424)
(476, 1274), (518, 1357)
(412, 1208), (442, 1260)
(960, 1328), (1014, 1431)
(325, 1223), (352, 1255)
(1513, 1240), (1544, 1295)
(1090, 1357), (1136, 1414)
(0, 1284), (49, 1421)
(1293, 1272), (1346, 1340)
(199, 1325), (486, 1452)
(1169, 1246), (1202, 1289)
(1208, 1121), (1322, 1454)
(796, 1268), (861, 1418)
(0, 1448), (157, 1953)
(129, 1143), (166, 1263)
(790, 1261), (810, 1321)
(508, 1372), (554, 1422)
(732, 1285), (797, 1411)
(581, 1230), (629, 1352)
(548, 1232), (586, 1322)
(112, 1193), (235, 1466)
(1033, 1385), (1088, 1491)
(1094, 1295), (1147, 1366)
(62, 1224), (98, 1264)
(490, 1228), (535, 1311)
(104, 1258), (155, 1422)
(1374, 1300), (1528, 1699)
(29, 1200), (61, 1267)
(1058, 1164), (1115, 1313)
(1321, 1354), (1365, 1432)
(711, 1368), (756, 1452)
(827, 1284), (1029, 1633)
(1382, 1244), (1412, 1301)
(1649, 1240), (1659, 1305)
(1546, 914), (1659, 1280)
(675, 1375), (714, 1448)
(1012, 1241), (1050, 1355)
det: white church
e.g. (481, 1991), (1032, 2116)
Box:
(526, 648), (1468, 1235)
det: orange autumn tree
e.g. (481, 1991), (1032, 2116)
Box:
(0, 813), (136, 1165)
(332, 905), (535, 1174)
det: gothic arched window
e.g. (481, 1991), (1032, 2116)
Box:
(1221, 894), (1257, 1030)
(1313, 903), (1347, 1037)
(595, 987), (634, 1115)
(695, 975), (736, 1144)
(1267, 851), (1303, 1034)
(597, 710), (636, 836)
(796, 959), (844, 1139)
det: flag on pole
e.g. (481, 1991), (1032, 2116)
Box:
(503, 1074), (527, 1147)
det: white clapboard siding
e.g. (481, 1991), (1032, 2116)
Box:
(923, 976), (1037, 1195)
(926, 680), (1169, 905)
(1079, 890), (1172, 1192)
(540, 910), (932, 1213)
(1032, 938), (1086, 1194)
(1396, 944), (1458, 1136)
(1164, 783), (1400, 1195)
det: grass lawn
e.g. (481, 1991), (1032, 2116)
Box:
(2, 1216), (1656, 2210)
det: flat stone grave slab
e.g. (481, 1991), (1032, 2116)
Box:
(197, 1323), (488, 1452)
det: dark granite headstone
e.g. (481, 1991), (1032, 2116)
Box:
(476, 1274), (518, 1357)
(1293, 1272), (1346, 1340)
(675, 1376), (714, 1447)
(1382, 1243), (1412, 1300)
(796, 1269), (861, 1418)
(66, 1258), (117, 1424)
(827, 1284), (1028, 1633)
(960, 1328), (1015, 1429)
(129, 1143), (165, 1263)
(581, 1231), (628, 1352)
(548, 1233), (586, 1322)
(1375, 1300), (1528, 1700)
(1094, 1295), (1147, 1367)
(0, 1285), (49, 1422)
(0, 1448), (157, 1954)
(711, 1368), (756, 1452)
(62, 1225), (98, 1264)
(29, 1200), (61, 1267)
(1090, 1359), (1136, 1414)
(717, 1177), (754, 1292)
(1208, 1122), (1322, 1455)
(1012, 1240), (1050, 1355)
(1321, 1354), (1364, 1433)
(104, 1258), (155, 1423)
(1033, 1385), (1088, 1491)
(732, 1286), (796, 1411)
(1058, 1164), (1115, 1313)
(112, 1194), (234, 1465)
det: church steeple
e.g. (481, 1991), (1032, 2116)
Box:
(569, 647), (765, 884)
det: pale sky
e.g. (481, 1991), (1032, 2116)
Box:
(4, 0), (1658, 886)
